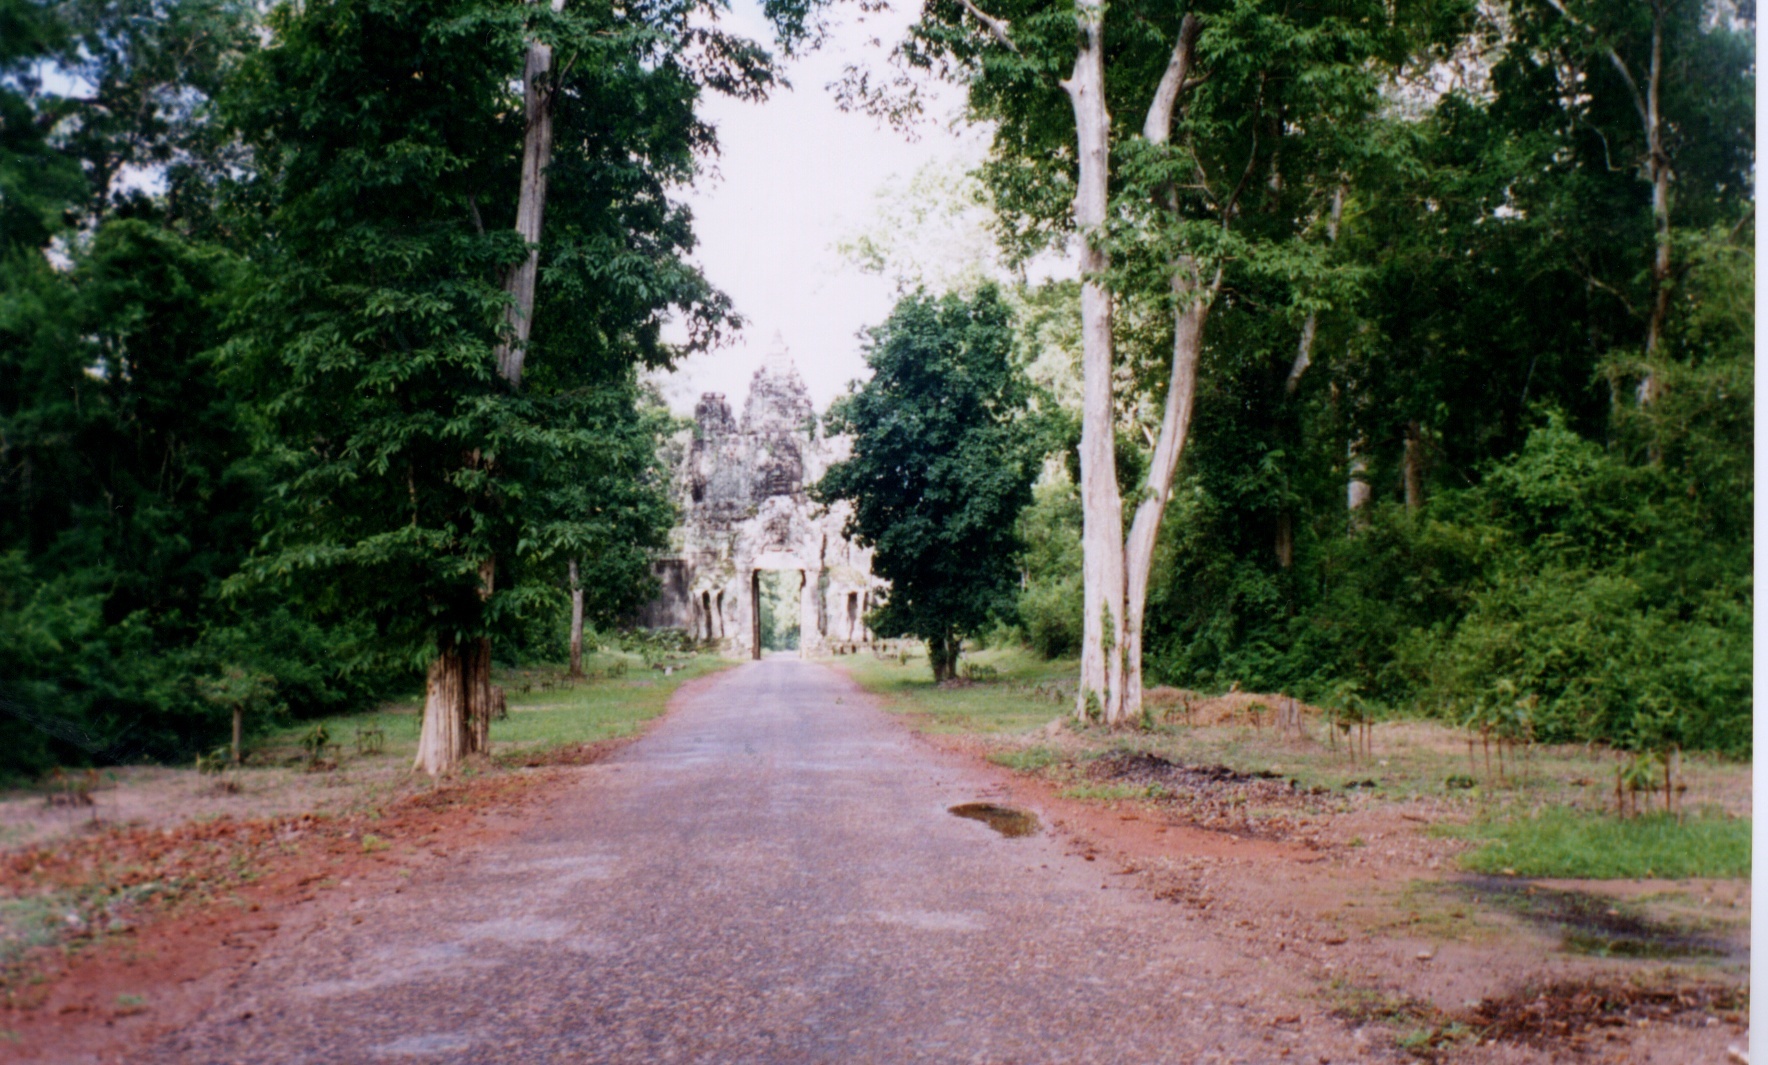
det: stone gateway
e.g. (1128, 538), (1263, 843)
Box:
(639, 339), (885, 659)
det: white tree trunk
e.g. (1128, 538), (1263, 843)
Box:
(1640, 2), (1668, 402)
(1118, 16), (1205, 727)
(1347, 439), (1371, 520)
(1123, 288), (1211, 725)
(415, 644), (470, 776)
(1285, 185), (1344, 395)
(1064, 0), (1125, 723)
(568, 558), (585, 677)
(494, 0), (566, 388)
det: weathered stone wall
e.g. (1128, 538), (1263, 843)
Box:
(645, 343), (884, 658)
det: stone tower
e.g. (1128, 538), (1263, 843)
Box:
(638, 339), (884, 659)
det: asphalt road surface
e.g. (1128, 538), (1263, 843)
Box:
(147, 659), (1374, 1064)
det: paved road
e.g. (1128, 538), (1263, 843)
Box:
(149, 660), (1369, 1064)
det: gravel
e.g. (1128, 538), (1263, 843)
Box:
(144, 659), (1380, 1064)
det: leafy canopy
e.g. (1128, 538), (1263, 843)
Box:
(816, 285), (1049, 680)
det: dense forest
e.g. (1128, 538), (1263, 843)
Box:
(0, 0), (794, 776)
(952, 0), (1754, 754)
(0, 0), (1753, 779)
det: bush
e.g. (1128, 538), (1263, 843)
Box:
(1016, 475), (1084, 658)
(1144, 417), (1750, 754)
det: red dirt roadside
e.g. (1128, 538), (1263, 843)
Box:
(0, 744), (622, 1064)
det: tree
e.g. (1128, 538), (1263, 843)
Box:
(224, 0), (781, 775)
(0, 1), (411, 777)
(1134, 0), (1750, 752)
(816, 286), (1046, 681)
(859, 0), (1454, 722)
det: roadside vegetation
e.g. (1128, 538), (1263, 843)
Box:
(0, 0), (809, 781)
(843, 645), (1750, 1054)
(847, 646), (1750, 876)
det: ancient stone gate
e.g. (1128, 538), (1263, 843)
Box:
(638, 340), (884, 659)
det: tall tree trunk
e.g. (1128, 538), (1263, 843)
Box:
(1402, 420), (1424, 512)
(464, 557), (496, 758)
(494, 0), (566, 388)
(417, 5), (563, 775)
(416, 512), (497, 774)
(1347, 438), (1371, 523)
(568, 558), (585, 678)
(467, 630), (493, 756)
(415, 641), (470, 775)
(1274, 512), (1294, 569)
(1285, 185), (1344, 395)
(1064, 0), (1125, 724)
(1641, 0), (1668, 376)
(1123, 292), (1210, 727)
(1119, 16), (1204, 728)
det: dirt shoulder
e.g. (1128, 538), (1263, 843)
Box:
(0, 662), (730, 1063)
(839, 655), (1750, 1064)
(0, 746), (619, 1062)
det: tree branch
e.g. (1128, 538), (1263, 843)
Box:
(1141, 13), (1201, 143)
(957, 0), (1020, 53)
(1541, 0), (1649, 134)
(1222, 72), (1267, 223)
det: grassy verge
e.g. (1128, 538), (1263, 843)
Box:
(260, 650), (729, 767)
(838, 646), (1076, 734)
(841, 644), (1753, 885)
(1445, 807), (1751, 879)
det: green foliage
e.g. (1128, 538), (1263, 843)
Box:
(298, 721), (332, 765)
(1146, 406), (1750, 753)
(223, 0), (731, 676)
(0, 0), (780, 774)
(817, 286), (1050, 681)
(1452, 808), (1751, 880)
(1015, 473), (1084, 658)
(754, 571), (800, 652)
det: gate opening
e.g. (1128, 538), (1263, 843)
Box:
(750, 569), (802, 658)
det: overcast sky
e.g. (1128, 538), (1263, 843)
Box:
(655, 2), (979, 415)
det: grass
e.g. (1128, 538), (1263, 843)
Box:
(987, 745), (1060, 772)
(842, 644), (1753, 885)
(488, 653), (728, 755)
(1446, 807), (1751, 879)
(0, 897), (69, 972)
(260, 650), (730, 766)
(840, 646), (1075, 734)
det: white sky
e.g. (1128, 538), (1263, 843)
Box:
(655, 1), (978, 415)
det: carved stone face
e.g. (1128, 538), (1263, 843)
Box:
(694, 392), (736, 436)
(754, 435), (803, 501)
(763, 511), (795, 551)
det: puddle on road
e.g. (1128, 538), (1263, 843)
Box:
(949, 802), (1040, 838)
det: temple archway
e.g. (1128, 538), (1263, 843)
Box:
(638, 339), (886, 659)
